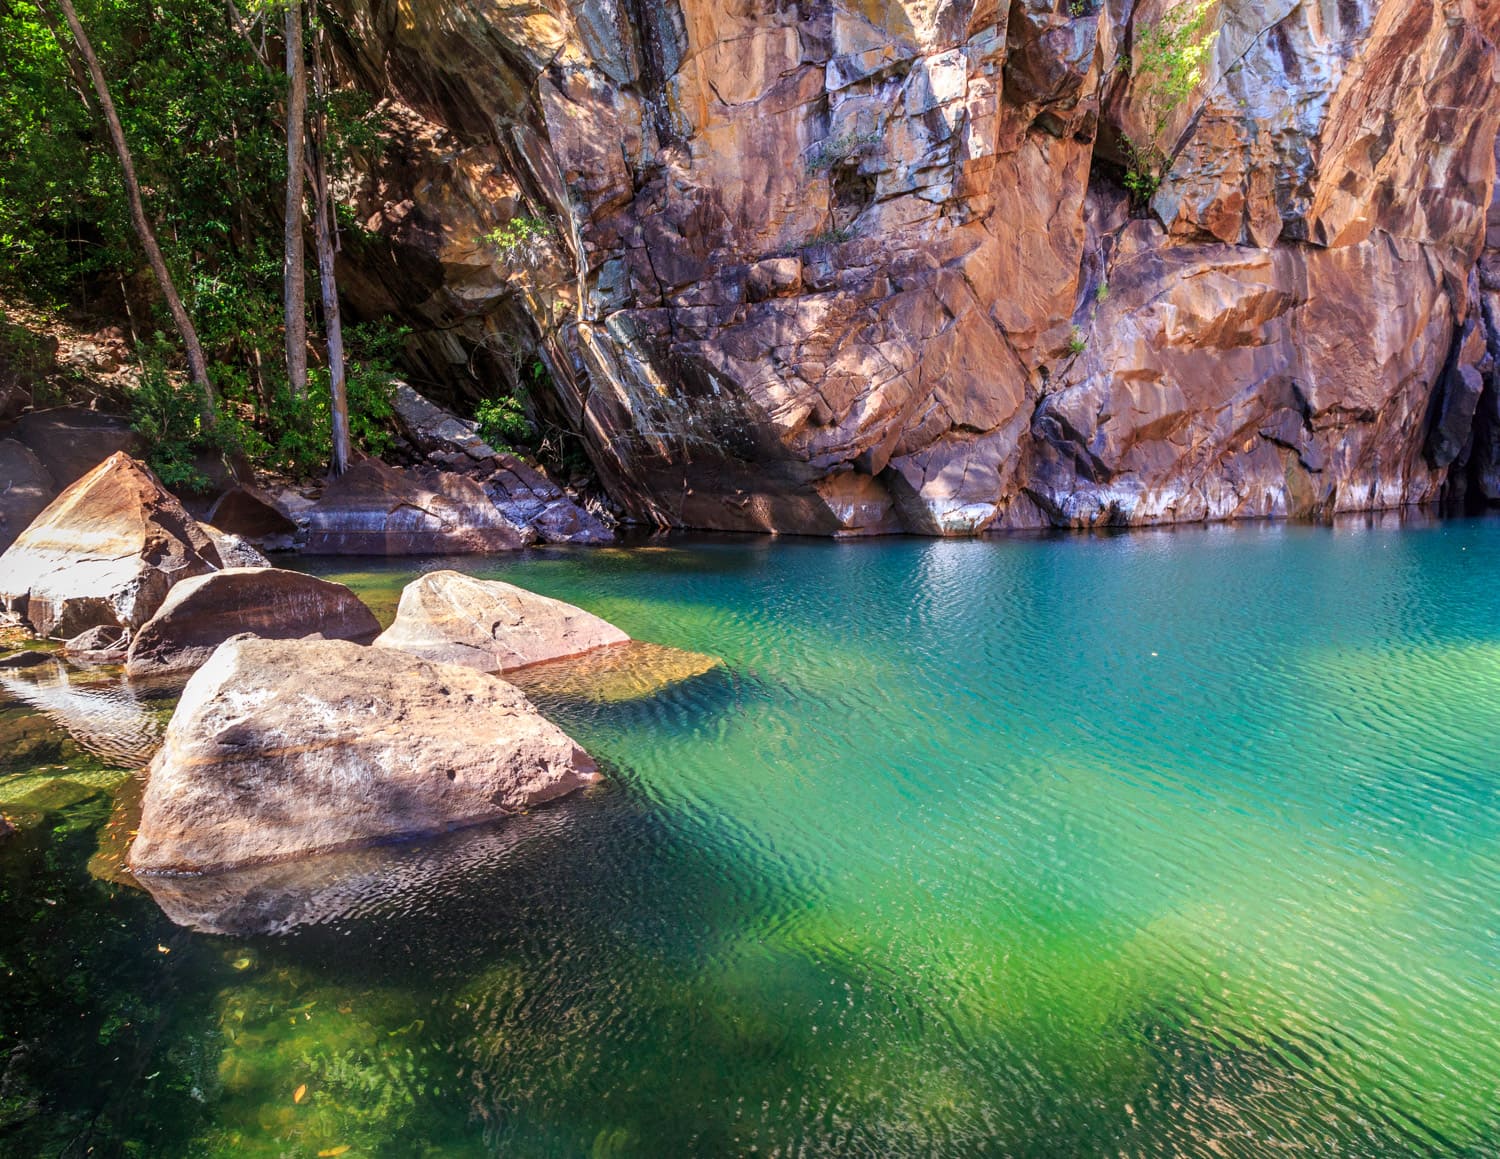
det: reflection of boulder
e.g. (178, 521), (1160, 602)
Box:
(129, 636), (600, 873)
(507, 640), (722, 703)
(375, 570), (628, 672)
(0, 659), (167, 768)
(137, 806), (577, 935)
(125, 567), (379, 676)
(303, 458), (531, 554)
(0, 452), (220, 637)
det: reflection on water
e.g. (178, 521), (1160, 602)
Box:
(0, 657), (172, 768)
(5, 521), (1500, 1155)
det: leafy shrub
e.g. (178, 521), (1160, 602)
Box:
(1122, 1), (1218, 204)
(481, 216), (553, 269)
(127, 339), (213, 491)
(1066, 326), (1088, 355)
(475, 394), (532, 451)
(805, 130), (879, 175)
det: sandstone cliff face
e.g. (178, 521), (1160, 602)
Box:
(329, 0), (1500, 533)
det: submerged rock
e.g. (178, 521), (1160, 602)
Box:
(375, 570), (629, 672)
(0, 439), (56, 553)
(125, 567), (381, 676)
(0, 452), (220, 637)
(303, 457), (532, 554)
(129, 636), (600, 873)
(507, 640), (723, 703)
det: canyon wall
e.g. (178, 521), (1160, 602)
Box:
(329, 0), (1500, 533)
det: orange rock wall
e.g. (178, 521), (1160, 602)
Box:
(331, 0), (1500, 533)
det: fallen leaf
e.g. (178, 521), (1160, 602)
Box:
(318, 1147), (350, 1157)
(293, 1084), (307, 1104)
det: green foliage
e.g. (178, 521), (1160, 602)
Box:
(481, 216), (553, 269)
(805, 130), (879, 175)
(1095, 280), (1110, 303)
(1122, 1), (1218, 204)
(1066, 326), (1087, 355)
(475, 394), (532, 451)
(127, 339), (214, 491)
(804, 223), (860, 247)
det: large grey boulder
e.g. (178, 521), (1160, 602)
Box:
(125, 567), (380, 676)
(128, 636), (600, 873)
(375, 570), (629, 672)
(0, 452), (220, 637)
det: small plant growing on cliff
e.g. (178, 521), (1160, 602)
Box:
(805, 222), (860, 247)
(482, 215), (553, 269)
(1095, 280), (1110, 303)
(805, 130), (879, 175)
(1122, 1), (1218, 203)
(1066, 326), (1088, 355)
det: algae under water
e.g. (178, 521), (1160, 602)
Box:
(4, 521), (1500, 1155)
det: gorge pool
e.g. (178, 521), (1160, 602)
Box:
(3, 520), (1500, 1157)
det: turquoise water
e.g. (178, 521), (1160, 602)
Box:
(5, 520), (1500, 1155)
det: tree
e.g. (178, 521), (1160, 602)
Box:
(308, 15), (349, 474)
(282, 0), (309, 398)
(1122, 0), (1218, 202)
(50, 0), (217, 424)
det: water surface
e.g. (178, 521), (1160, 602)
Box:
(4, 521), (1500, 1156)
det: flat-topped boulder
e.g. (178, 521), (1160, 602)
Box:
(303, 458), (532, 554)
(0, 439), (56, 553)
(125, 567), (380, 676)
(129, 636), (600, 873)
(375, 570), (629, 672)
(0, 452), (220, 637)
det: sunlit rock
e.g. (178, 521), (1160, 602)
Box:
(507, 640), (722, 703)
(0, 452), (220, 637)
(375, 569), (629, 672)
(129, 636), (600, 873)
(125, 567), (379, 677)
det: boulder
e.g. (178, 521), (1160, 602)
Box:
(199, 523), (273, 568)
(10, 408), (142, 488)
(303, 457), (533, 554)
(0, 439), (56, 552)
(205, 484), (299, 546)
(0, 649), (52, 669)
(64, 624), (128, 662)
(125, 567), (380, 676)
(0, 452), (220, 637)
(128, 636), (600, 873)
(483, 454), (614, 545)
(375, 570), (629, 672)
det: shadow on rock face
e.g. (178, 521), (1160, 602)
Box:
(135, 802), (588, 936)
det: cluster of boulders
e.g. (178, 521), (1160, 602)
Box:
(0, 452), (706, 878)
(0, 386), (613, 559)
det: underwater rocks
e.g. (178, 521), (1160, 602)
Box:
(125, 567), (381, 677)
(303, 457), (532, 553)
(0, 452), (220, 637)
(375, 570), (629, 672)
(128, 636), (600, 873)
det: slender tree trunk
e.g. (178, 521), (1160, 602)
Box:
(53, 0), (217, 425)
(309, 19), (349, 475)
(283, 0), (308, 397)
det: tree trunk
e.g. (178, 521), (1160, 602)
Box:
(282, 0), (308, 398)
(53, 0), (217, 425)
(309, 19), (349, 475)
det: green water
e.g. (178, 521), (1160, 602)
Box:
(5, 522), (1500, 1156)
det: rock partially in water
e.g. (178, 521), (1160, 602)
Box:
(129, 636), (600, 873)
(0, 438), (55, 553)
(125, 567), (379, 677)
(63, 623), (128, 663)
(0, 452), (220, 637)
(375, 569), (629, 672)
(199, 523), (273, 568)
(0, 649), (53, 669)
(483, 454), (614, 545)
(303, 457), (533, 554)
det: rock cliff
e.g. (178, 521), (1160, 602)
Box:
(328, 0), (1500, 533)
